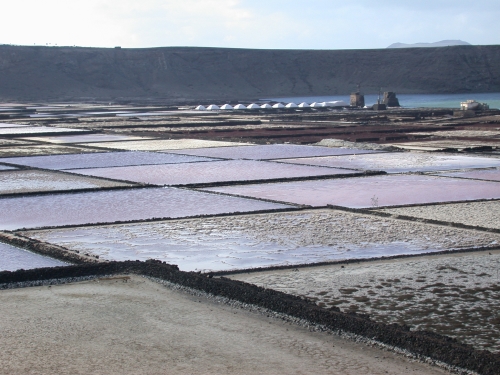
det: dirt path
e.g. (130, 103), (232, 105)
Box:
(0, 275), (450, 375)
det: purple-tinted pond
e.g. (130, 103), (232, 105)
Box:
(205, 174), (500, 208)
(277, 152), (500, 173)
(0, 187), (291, 230)
(0, 151), (216, 170)
(67, 160), (357, 185)
(0, 242), (67, 271)
(166, 144), (380, 160)
(436, 168), (500, 182)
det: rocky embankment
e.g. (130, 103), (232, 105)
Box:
(0, 44), (499, 102)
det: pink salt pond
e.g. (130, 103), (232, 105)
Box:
(166, 144), (380, 160)
(0, 151), (216, 170)
(436, 168), (500, 182)
(0, 187), (291, 230)
(205, 174), (500, 208)
(66, 160), (357, 186)
(276, 152), (500, 173)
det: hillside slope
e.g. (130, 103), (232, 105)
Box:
(0, 45), (499, 102)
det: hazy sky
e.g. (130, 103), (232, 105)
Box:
(2, 0), (498, 49)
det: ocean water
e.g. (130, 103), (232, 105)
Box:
(262, 93), (500, 109)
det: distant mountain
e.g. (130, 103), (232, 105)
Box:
(387, 40), (471, 48)
(0, 44), (499, 102)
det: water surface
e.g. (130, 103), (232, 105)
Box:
(0, 242), (67, 271)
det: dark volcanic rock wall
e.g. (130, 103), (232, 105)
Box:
(0, 45), (499, 102)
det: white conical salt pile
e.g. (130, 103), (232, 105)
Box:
(234, 104), (246, 110)
(272, 103), (285, 108)
(285, 102), (298, 108)
(195, 105), (206, 111)
(206, 104), (220, 111)
(220, 104), (234, 110)
(310, 102), (323, 108)
(260, 103), (272, 109)
(247, 103), (260, 109)
(298, 102), (310, 108)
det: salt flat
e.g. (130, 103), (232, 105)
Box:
(23, 209), (500, 271)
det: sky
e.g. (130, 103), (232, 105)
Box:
(1, 0), (499, 50)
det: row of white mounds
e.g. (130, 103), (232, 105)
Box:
(195, 100), (348, 111)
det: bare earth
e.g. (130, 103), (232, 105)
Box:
(0, 276), (450, 375)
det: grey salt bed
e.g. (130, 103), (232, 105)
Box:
(0, 187), (291, 230)
(0, 151), (217, 170)
(435, 168), (500, 182)
(23, 209), (500, 272)
(205, 174), (500, 208)
(276, 152), (500, 173)
(0, 170), (133, 195)
(0, 127), (86, 135)
(0, 242), (67, 271)
(166, 144), (381, 160)
(66, 160), (357, 186)
(22, 134), (150, 144)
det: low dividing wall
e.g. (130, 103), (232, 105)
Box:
(1, 260), (498, 375)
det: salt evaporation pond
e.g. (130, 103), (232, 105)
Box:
(23, 134), (150, 144)
(0, 151), (216, 170)
(0, 187), (291, 230)
(276, 152), (500, 173)
(81, 139), (250, 151)
(436, 168), (500, 182)
(0, 170), (134, 195)
(0, 165), (16, 171)
(166, 144), (381, 160)
(23, 209), (500, 272)
(0, 242), (67, 271)
(205, 174), (500, 208)
(67, 160), (357, 186)
(0, 127), (86, 135)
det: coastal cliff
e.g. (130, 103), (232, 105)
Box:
(0, 44), (499, 103)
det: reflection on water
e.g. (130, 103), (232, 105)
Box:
(24, 209), (500, 272)
(0, 242), (67, 271)
(437, 168), (500, 182)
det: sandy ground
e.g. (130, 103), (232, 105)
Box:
(0, 275), (451, 375)
(379, 200), (500, 230)
(22, 209), (500, 272)
(231, 250), (500, 352)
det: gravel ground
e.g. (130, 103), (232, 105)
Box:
(231, 250), (500, 352)
(0, 275), (452, 375)
(378, 200), (500, 230)
(80, 139), (250, 151)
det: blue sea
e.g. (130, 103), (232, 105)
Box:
(261, 93), (500, 109)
